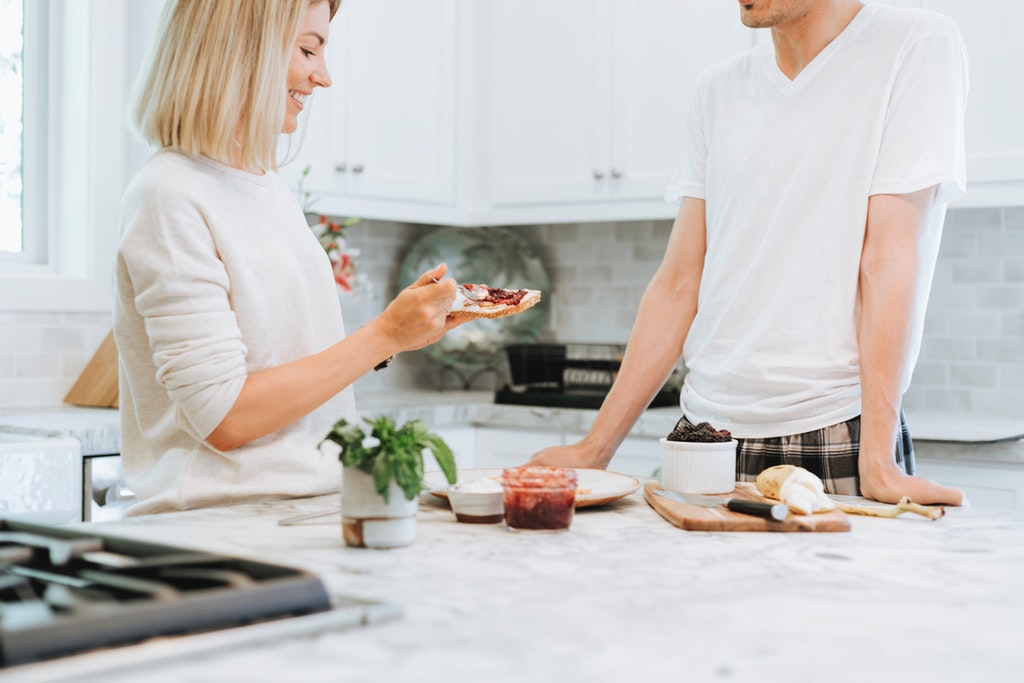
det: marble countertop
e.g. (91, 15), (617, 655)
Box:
(12, 488), (1024, 683)
(0, 392), (683, 457)
(1, 391), (1021, 460)
(0, 405), (121, 455)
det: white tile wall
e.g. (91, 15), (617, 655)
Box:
(2, 207), (1021, 417)
(903, 207), (1024, 417)
(0, 312), (112, 407)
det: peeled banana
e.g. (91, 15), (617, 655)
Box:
(755, 464), (837, 515)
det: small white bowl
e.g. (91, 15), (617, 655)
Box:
(447, 480), (504, 524)
(660, 438), (737, 495)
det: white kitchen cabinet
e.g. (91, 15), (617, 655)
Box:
(484, 0), (752, 209)
(943, 1), (1024, 206)
(473, 428), (564, 469)
(868, 1), (1024, 206)
(608, 436), (662, 479)
(282, 0), (755, 225)
(284, 0), (457, 212)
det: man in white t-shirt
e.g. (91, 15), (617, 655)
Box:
(531, 0), (967, 506)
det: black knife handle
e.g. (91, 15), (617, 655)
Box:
(726, 499), (788, 521)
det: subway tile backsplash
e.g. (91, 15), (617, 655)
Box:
(0, 312), (112, 408)
(1, 207), (1021, 418)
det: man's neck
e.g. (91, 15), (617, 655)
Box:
(771, 0), (864, 80)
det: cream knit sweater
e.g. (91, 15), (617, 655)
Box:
(114, 150), (355, 515)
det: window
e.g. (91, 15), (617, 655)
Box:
(0, 0), (135, 312)
(0, 0), (29, 260)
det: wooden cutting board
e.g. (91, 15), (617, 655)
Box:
(64, 330), (119, 408)
(644, 482), (850, 532)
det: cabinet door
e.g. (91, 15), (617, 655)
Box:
(610, 436), (662, 479)
(474, 428), (564, 470)
(484, 0), (613, 204)
(942, 1), (1024, 205)
(335, 0), (456, 205)
(609, 1), (754, 200)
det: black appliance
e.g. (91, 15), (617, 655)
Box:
(0, 519), (393, 672)
(495, 342), (681, 410)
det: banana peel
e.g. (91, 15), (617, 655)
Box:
(832, 496), (945, 521)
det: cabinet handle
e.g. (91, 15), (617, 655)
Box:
(334, 163), (347, 173)
(352, 163), (365, 174)
(611, 168), (622, 179)
(592, 169), (605, 180)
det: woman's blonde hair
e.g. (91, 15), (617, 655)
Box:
(131, 0), (340, 172)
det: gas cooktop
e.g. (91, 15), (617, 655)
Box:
(0, 519), (396, 675)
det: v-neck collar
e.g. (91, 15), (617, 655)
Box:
(761, 2), (875, 96)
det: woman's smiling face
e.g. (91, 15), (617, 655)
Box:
(284, 1), (332, 135)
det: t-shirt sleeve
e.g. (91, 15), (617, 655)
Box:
(119, 181), (248, 441)
(664, 76), (709, 204)
(870, 18), (969, 205)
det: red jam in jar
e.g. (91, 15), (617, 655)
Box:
(501, 466), (578, 531)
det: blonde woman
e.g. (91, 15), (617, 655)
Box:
(115, 0), (459, 515)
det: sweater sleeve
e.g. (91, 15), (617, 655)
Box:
(118, 176), (247, 441)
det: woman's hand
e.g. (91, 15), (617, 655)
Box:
(376, 263), (464, 353)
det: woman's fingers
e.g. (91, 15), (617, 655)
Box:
(410, 263), (449, 288)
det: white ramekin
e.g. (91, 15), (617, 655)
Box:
(659, 438), (737, 495)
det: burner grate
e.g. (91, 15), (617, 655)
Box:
(0, 519), (333, 668)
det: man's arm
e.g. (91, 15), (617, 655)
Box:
(529, 197), (707, 469)
(857, 188), (964, 505)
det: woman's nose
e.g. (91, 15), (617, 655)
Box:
(313, 59), (332, 89)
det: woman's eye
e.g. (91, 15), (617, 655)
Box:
(302, 49), (315, 58)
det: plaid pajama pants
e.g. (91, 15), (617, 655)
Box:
(675, 412), (916, 496)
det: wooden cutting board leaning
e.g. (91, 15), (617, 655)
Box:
(64, 330), (119, 408)
(643, 481), (851, 532)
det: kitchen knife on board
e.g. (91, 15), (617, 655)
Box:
(653, 488), (788, 521)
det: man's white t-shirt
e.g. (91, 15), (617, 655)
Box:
(664, 4), (967, 438)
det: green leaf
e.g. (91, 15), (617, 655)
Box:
(423, 434), (456, 485)
(371, 456), (392, 503)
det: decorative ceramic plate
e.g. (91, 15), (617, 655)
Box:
(423, 468), (642, 508)
(396, 227), (551, 367)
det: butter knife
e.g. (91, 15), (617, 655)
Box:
(653, 488), (788, 521)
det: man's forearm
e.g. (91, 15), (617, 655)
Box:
(858, 190), (932, 489)
(582, 199), (706, 466)
(857, 264), (915, 483)
(583, 276), (696, 465)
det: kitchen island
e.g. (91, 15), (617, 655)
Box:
(10, 485), (1024, 683)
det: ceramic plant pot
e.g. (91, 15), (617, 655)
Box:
(340, 466), (418, 549)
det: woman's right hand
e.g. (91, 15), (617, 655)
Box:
(376, 263), (464, 353)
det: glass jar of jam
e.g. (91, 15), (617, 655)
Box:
(501, 466), (578, 531)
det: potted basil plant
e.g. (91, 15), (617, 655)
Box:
(322, 416), (457, 548)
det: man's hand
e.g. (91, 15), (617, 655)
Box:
(859, 459), (965, 506)
(528, 442), (609, 470)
